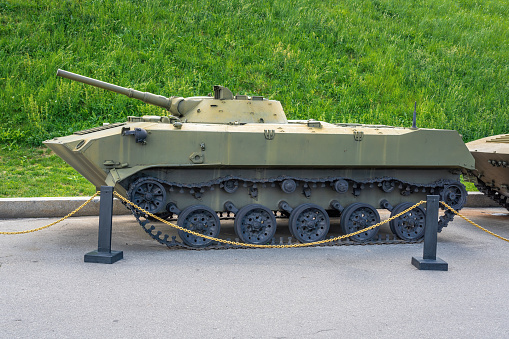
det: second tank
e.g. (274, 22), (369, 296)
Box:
(466, 134), (509, 211)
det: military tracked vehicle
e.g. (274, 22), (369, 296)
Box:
(44, 70), (475, 248)
(466, 134), (509, 211)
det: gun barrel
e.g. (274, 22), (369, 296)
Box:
(56, 69), (173, 110)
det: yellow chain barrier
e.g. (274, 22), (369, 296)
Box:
(0, 192), (100, 235)
(440, 201), (509, 243)
(3, 190), (507, 246)
(113, 191), (425, 248)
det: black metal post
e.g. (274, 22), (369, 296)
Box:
(84, 186), (123, 264)
(411, 195), (448, 271)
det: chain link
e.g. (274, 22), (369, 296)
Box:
(0, 192), (100, 235)
(440, 201), (509, 243)
(3, 190), (507, 246)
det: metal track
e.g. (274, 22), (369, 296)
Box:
(125, 175), (466, 250)
(130, 209), (424, 250)
(475, 180), (509, 211)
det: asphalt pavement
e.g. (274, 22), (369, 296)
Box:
(1, 207), (508, 338)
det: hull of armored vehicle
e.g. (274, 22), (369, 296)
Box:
(45, 116), (474, 222)
(466, 134), (509, 210)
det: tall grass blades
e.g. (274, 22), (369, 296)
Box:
(0, 0), (508, 147)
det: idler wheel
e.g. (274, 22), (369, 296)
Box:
(130, 179), (166, 214)
(389, 202), (426, 241)
(177, 205), (221, 248)
(340, 203), (380, 242)
(234, 204), (277, 244)
(441, 183), (467, 210)
(289, 204), (330, 243)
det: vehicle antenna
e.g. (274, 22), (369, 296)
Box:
(412, 101), (417, 128)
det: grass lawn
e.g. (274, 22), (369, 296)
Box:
(0, 147), (95, 197)
(1, 0), (503, 197)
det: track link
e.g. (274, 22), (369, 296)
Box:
(475, 180), (509, 211)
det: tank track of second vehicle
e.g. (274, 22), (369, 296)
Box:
(125, 175), (465, 250)
(475, 180), (509, 211)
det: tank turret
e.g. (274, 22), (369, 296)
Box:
(56, 69), (287, 124)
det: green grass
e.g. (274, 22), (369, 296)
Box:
(462, 179), (477, 192)
(1, 0), (506, 196)
(0, 147), (95, 197)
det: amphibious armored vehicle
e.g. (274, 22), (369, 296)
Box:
(44, 70), (475, 248)
(466, 134), (509, 211)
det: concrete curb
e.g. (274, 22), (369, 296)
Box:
(465, 192), (501, 208)
(0, 192), (500, 219)
(0, 197), (131, 219)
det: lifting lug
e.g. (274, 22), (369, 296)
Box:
(122, 127), (148, 144)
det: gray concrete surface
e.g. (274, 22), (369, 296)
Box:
(1, 207), (508, 338)
(466, 191), (501, 208)
(0, 192), (499, 219)
(0, 196), (131, 218)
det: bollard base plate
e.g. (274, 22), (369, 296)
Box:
(412, 256), (448, 271)
(84, 250), (123, 264)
